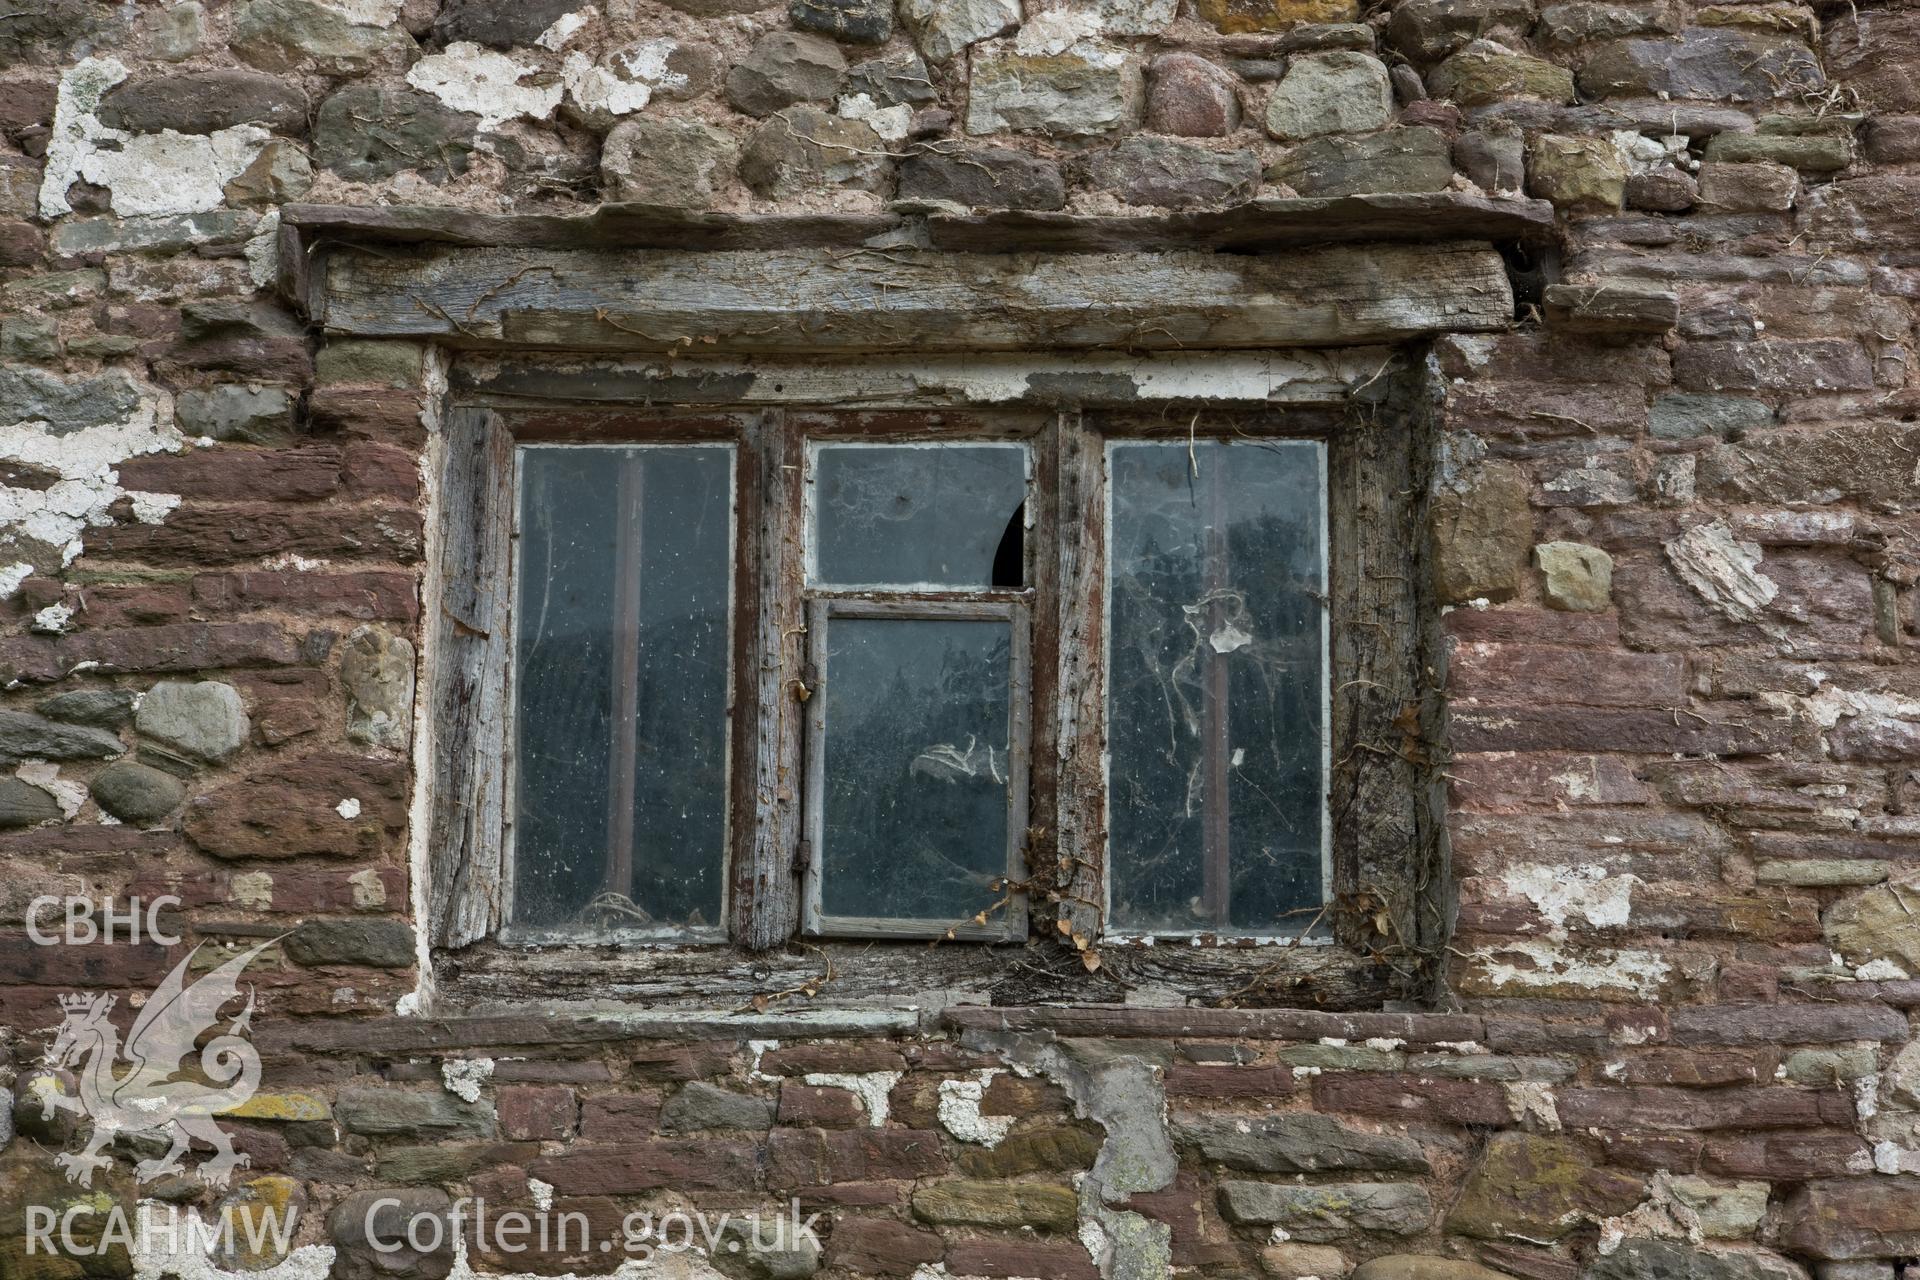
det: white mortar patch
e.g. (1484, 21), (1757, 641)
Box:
(802, 1071), (901, 1127)
(1501, 863), (1638, 933)
(1666, 519), (1778, 623)
(128, 1202), (335, 1280)
(1474, 938), (1671, 998)
(17, 762), (86, 819)
(938, 1069), (1013, 1146)
(41, 57), (267, 218)
(408, 43), (564, 129)
(0, 375), (184, 567)
(441, 1057), (495, 1102)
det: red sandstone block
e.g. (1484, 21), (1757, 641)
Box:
(343, 441), (421, 501)
(779, 1083), (864, 1128)
(767, 1129), (947, 1189)
(309, 387), (429, 445)
(117, 447), (342, 502)
(527, 1141), (758, 1194)
(629, 1043), (736, 1081)
(1704, 1131), (1873, 1179)
(827, 1218), (943, 1277)
(1554, 1085), (1854, 1131)
(980, 1074), (1069, 1115)
(500, 1086), (577, 1141)
(265, 866), (408, 914)
(1596, 1129), (1705, 1173)
(1444, 607), (1622, 649)
(1603, 1048), (1776, 1086)
(760, 1043), (909, 1075)
(57, 583), (192, 629)
(947, 1239), (1099, 1280)
(579, 1093), (662, 1141)
(85, 505), (424, 567)
(1310, 1073), (1510, 1125)
(1449, 752), (1656, 812)
(1669, 1002), (1908, 1045)
(492, 1061), (616, 1084)
(1449, 642), (1687, 708)
(0, 622), (301, 685)
(193, 569), (419, 622)
(1163, 1065), (1295, 1100)
(1451, 704), (1790, 757)
(184, 754), (408, 861)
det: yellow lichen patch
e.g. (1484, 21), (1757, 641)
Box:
(1193, 0), (1359, 33)
(218, 1174), (304, 1271)
(219, 1091), (332, 1121)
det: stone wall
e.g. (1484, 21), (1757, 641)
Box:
(3, 0), (1920, 1278)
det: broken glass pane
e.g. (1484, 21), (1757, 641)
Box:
(816, 616), (1013, 925)
(1107, 440), (1327, 935)
(811, 444), (1027, 588)
(513, 445), (733, 934)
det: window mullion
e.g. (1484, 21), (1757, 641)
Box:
(1052, 411), (1108, 943)
(736, 410), (807, 950)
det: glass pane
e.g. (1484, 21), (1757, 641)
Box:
(513, 446), (733, 933)
(812, 444), (1027, 588)
(1107, 440), (1327, 935)
(818, 616), (1012, 924)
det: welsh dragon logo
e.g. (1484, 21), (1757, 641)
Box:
(40, 940), (276, 1189)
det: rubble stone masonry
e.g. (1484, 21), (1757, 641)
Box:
(1, 0), (1919, 1277)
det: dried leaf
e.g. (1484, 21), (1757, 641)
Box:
(1081, 951), (1102, 973)
(1056, 919), (1073, 936)
(972, 912), (989, 926)
(1071, 932), (1089, 951)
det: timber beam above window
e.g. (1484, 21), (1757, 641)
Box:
(279, 195), (1549, 354)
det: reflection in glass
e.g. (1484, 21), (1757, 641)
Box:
(513, 446), (732, 933)
(817, 617), (1013, 924)
(812, 444), (1027, 588)
(1107, 440), (1327, 935)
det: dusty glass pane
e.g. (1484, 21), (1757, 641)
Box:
(1107, 440), (1327, 935)
(818, 617), (1012, 923)
(513, 446), (732, 933)
(812, 444), (1027, 588)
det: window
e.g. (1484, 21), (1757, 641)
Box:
(429, 402), (1435, 1005)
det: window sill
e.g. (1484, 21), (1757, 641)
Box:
(428, 934), (1399, 1018)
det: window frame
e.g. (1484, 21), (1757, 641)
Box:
(425, 392), (1441, 1013)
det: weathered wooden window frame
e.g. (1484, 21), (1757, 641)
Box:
(426, 384), (1440, 1013)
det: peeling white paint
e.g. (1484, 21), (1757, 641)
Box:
(562, 50), (653, 120)
(408, 43), (564, 129)
(41, 57), (267, 218)
(803, 1070), (901, 1127)
(348, 867), (387, 909)
(264, 553), (330, 571)
(837, 93), (911, 142)
(536, 7), (593, 49)
(1857, 958), (1910, 981)
(31, 602), (73, 633)
(17, 762), (86, 819)
(1666, 520), (1778, 623)
(0, 374), (184, 567)
(938, 1069), (1013, 1146)
(313, 0), (404, 23)
(527, 1176), (555, 1211)
(231, 870), (274, 909)
(1501, 863), (1638, 933)
(0, 562), (33, 598)
(441, 1057), (495, 1102)
(1015, 7), (1101, 54)
(1874, 1140), (1920, 1175)
(335, 797), (362, 819)
(1505, 1081), (1561, 1131)
(127, 1202), (335, 1280)
(1474, 938), (1671, 998)
(246, 212), (281, 289)
(747, 1039), (781, 1081)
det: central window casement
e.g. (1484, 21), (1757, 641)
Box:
(496, 413), (1331, 948)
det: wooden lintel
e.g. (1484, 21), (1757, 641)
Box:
(281, 192), (1555, 256)
(317, 240), (1514, 354)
